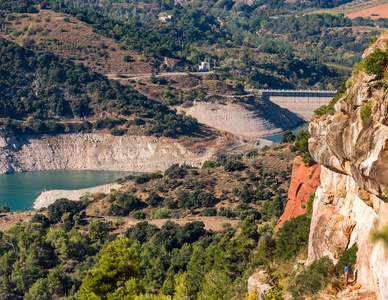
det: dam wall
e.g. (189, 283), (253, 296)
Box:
(259, 90), (337, 120)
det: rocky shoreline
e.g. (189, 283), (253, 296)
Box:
(33, 182), (122, 209)
(0, 133), (216, 174)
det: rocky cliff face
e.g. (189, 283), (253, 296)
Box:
(275, 156), (320, 231)
(308, 35), (388, 299)
(0, 132), (232, 174)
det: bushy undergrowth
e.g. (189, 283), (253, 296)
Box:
(337, 243), (358, 277)
(289, 256), (335, 298)
(360, 48), (388, 78)
(360, 101), (372, 126)
(295, 130), (314, 165)
(275, 215), (311, 260)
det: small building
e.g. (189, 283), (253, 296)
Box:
(198, 62), (210, 72)
(159, 15), (173, 22)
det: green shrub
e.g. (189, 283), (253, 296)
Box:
(337, 243), (358, 276)
(108, 193), (144, 216)
(149, 172), (163, 180)
(307, 192), (315, 217)
(224, 160), (246, 172)
(314, 104), (331, 117)
(314, 80), (347, 117)
(246, 149), (259, 158)
(368, 36), (378, 46)
(134, 174), (151, 184)
(281, 130), (296, 143)
(132, 211), (147, 220)
(29, 214), (50, 227)
(371, 224), (388, 248)
(133, 118), (146, 126)
(360, 102), (372, 126)
(110, 128), (126, 136)
(150, 208), (172, 219)
(276, 214), (311, 259)
(361, 48), (388, 78)
(146, 192), (164, 207)
(289, 256), (335, 298)
(94, 117), (125, 130)
(202, 160), (220, 169)
(165, 164), (189, 179)
(202, 207), (217, 216)
(264, 282), (284, 300)
(47, 198), (85, 222)
(0, 205), (10, 213)
(295, 130), (314, 165)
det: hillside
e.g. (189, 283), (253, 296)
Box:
(0, 144), (299, 299)
(1, 9), (155, 75)
(1, 0), (381, 91)
(0, 0), (384, 141)
(0, 37), (198, 138)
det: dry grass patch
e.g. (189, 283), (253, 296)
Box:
(1, 9), (155, 75)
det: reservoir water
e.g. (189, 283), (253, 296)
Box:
(0, 123), (308, 212)
(0, 170), (132, 211)
(262, 123), (308, 143)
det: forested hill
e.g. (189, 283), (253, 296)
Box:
(0, 37), (197, 137)
(1, 0), (382, 90)
(253, 0), (353, 9)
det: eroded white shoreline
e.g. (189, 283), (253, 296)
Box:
(34, 182), (122, 209)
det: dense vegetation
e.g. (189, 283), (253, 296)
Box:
(0, 185), (328, 299)
(0, 146), (360, 299)
(98, 145), (296, 222)
(0, 210), (269, 299)
(1, 0), (382, 90)
(295, 130), (314, 165)
(0, 37), (197, 137)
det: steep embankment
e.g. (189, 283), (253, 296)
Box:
(275, 156), (320, 231)
(180, 99), (304, 138)
(0, 131), (267, 174)
(0, 132), (221, 174)
(308, 35), (388, 299)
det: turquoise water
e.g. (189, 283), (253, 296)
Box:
(0, 170), (134, 211)
(263, 123), (308, 143)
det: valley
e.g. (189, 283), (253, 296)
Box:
(0, 0), (388, 299)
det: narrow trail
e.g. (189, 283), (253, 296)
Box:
(106, 71), (213, 80)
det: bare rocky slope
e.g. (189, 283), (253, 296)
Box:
(179, 98), (304, 138)
(308, 35), (388, 299)
(0, 131), (270, 174)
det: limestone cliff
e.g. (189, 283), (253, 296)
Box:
(275, 156), (320, 231)
(308, 35), (388, 299)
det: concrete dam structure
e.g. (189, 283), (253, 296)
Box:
(258, 90), (337, 120)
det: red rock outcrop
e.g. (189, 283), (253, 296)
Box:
(275, 156), (321, 231)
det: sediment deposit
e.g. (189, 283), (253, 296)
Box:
(0, 131), (270, 174)
(0, 133), (217, 174)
